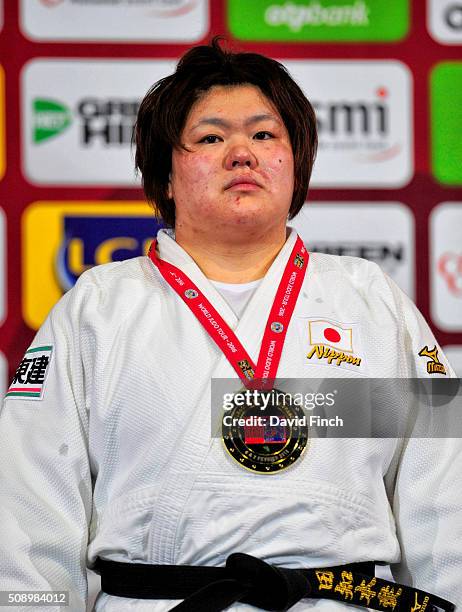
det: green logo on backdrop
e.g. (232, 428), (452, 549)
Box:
(32, 99), (72, 144)
(431, 63), (462, 185)
(228, 0), (409, 42)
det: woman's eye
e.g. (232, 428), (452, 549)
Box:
(199, 135), (221, 144)
(254, 131), (274, 140)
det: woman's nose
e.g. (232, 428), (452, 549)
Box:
(224, 145), (257, 170)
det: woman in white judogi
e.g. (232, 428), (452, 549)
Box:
(0, 39), (460, 612)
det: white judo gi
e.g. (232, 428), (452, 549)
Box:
(0, 228), (460, 612)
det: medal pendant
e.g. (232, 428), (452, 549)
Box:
(222, 388), (309, 474)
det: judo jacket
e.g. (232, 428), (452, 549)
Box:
(0, 228), (460, 611)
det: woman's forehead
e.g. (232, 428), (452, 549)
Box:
(185, 84), (282, 127)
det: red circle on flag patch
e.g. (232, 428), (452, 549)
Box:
(324, 328), (341, 343)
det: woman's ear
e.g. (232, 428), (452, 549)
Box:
(167, 172), (173, 199)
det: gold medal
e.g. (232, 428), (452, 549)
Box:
(222, 388), (309, 473)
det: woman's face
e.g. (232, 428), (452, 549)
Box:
(169, 84), (295, 241)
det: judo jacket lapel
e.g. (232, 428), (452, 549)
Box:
(146, 229), (301, 564)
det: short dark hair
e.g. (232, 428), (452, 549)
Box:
(135, 37), (317, 228)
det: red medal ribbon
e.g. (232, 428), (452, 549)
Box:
(148, 235), (308, 390)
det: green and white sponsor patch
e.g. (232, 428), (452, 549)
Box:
(6, 345), (53, 400)
(33, 98), (72, 144)
(227, 0), (409, 42)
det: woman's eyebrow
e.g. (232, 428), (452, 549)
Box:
(190, 113), (281, 131)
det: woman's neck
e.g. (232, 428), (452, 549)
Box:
(174, 227), (288, 283)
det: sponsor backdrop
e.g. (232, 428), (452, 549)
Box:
(1, 0), (462, 385)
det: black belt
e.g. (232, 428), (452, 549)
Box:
(94, 553), (455, 612)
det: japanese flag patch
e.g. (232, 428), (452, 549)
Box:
(6, 345), (53, 400)
(297, 318), (366, 374)
(308, 320), (353, 352)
